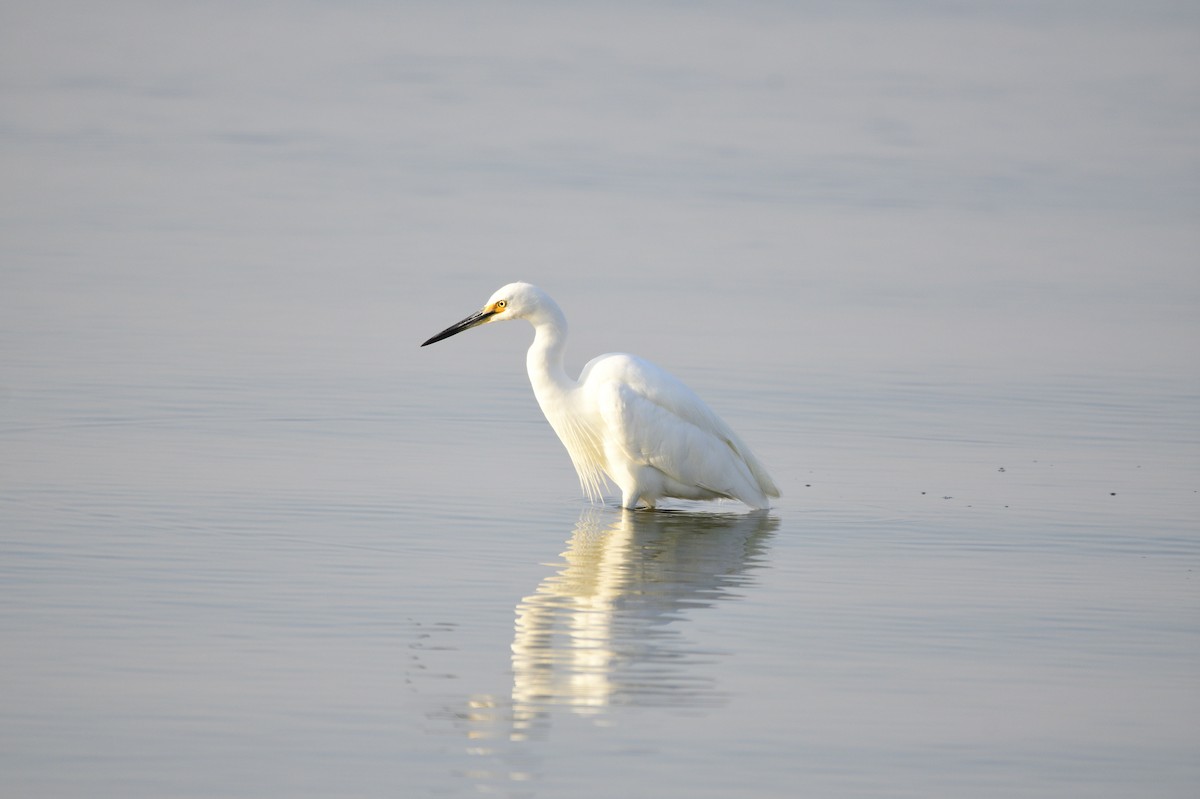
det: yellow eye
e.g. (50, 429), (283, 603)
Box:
(495, 300), (507, 309)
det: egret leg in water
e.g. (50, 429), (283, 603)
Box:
(421, 283), (779, 510)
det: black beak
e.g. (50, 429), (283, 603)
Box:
(421, 309), (497, 347)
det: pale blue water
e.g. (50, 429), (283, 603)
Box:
(2, 2), (1198, 797)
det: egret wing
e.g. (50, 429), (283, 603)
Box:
(593, 370), (772, 506)
(584, 354), (778, 499)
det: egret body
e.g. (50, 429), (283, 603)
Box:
(421, 283), (779, 510)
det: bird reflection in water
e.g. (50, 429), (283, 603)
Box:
(460, 505), (776, 771)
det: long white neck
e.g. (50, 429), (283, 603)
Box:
(525, 299), (576, 410)
(519, 288), (606, 503)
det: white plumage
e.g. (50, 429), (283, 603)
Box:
(421, 282), (779, 510)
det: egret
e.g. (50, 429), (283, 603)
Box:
(421, 283), (779, 510)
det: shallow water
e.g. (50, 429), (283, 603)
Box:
(2, 2), (1198, 798)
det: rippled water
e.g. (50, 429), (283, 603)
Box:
(3, 2), (1198, 798)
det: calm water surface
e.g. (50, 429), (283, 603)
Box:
(3, 2), (1198, 798)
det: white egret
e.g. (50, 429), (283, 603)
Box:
(421, 283), (779, 510)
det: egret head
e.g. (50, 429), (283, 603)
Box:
(420, 282), (547, 346)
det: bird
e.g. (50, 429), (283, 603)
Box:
(420, 282), (779, 510)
